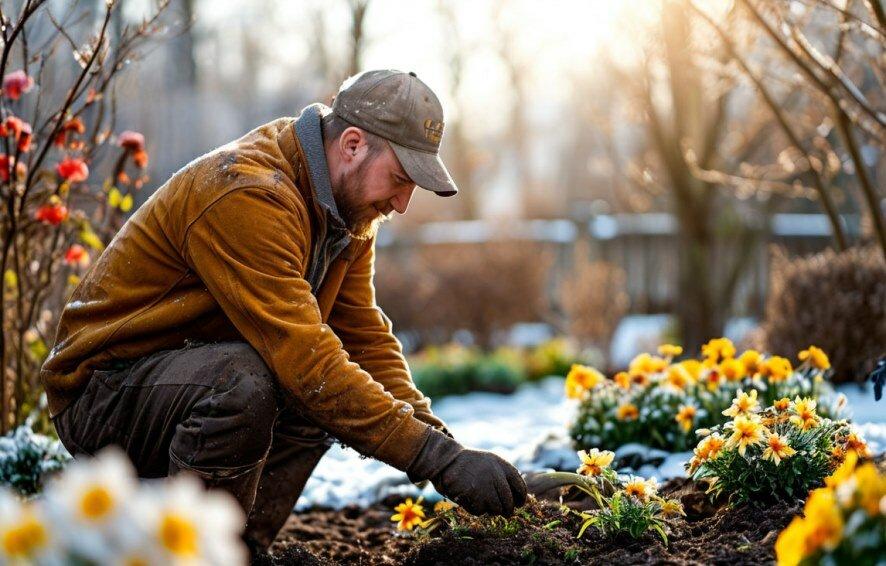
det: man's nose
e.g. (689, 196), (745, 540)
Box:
(390, 185), (415, 215)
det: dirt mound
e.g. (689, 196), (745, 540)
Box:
(265, 480), (800, 565)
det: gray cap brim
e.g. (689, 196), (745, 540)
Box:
(390, 142), (458, 197)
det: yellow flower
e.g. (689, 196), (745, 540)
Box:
(775, 515), (810, 566)
(694, 433), (726, 462)
(739, 349), (763, 376)
(762, 432), (796, 465)
(679, 359), (703, 380)
(773, 397), (791, 412)
(433, 500), (456, 514)
(789, 397), (819, 430)
(826, 450), (858, 488)
(802, 488), (844, 552)
(615, 403), (639, 421)
(629, 353), (668, 376)
(665, 364), (693, 391)
(761, 356), (793, 383)
(391, 497), (426, 531)
(720, 358), (747, 382)
(702, 367), (724, 391)
(701, 337), (736, 364)
(623, 477), (657, 501)
(844, 431), (871, 458)
(852, 463), (886, 516)
(613, 371), (631, 389)
(722, 389), (760, 418)
(576, 448), (615, 476)
(798, 346), (830, 370)
(159, 513), (199, 557)
(659, 499), (685, 517)
(631, 372), (650, 388)
(727, 415), (766, 456)
(675, 405), (697, 433)
(565, 364), (604, 399)
(658, 344), (683, 358)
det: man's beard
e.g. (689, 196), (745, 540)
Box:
(331, 157), (391, 241)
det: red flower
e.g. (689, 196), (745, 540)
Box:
(16, 122), (32, 152)
(54, 117), (86, 147)
(3, 70), (34, 100)
(132, 149), (149, 168)
(64, 244), (90, 267)
(56, 157), (89, 183)
(0, 154), (26, 182)
(35, 198), (69, 225)
(1, 116), (33, 152)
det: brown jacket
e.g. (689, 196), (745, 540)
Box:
(41, 115), (439, 471)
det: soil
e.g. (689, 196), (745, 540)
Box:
(261, 477), (802, 565)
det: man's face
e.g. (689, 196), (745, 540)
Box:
(331, 131), (416, 240)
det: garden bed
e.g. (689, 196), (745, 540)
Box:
(266, 476), (807, 565)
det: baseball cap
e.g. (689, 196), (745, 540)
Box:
(331, 69), (458, 197)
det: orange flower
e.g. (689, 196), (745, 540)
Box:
(762, 432), (796, 465)
(722, 389), (760, 418)
(773, 397), (791, 412)
(789, 398), (819, 430)
(57, 157), (89, 182)
(565, 364), (604, 399)
(720, 358), (746, 382)
(54, 117), (86, 147)
(2, 69), (34, 100)
(675, 404), (697, 432)
(623, 477), (657, 501)
(727, 415), (766, 456)
(701, 337), (736, 364)
(665, 364), (693, 391)
(844, 432), (871, 458)
(739, 350), (763, 376)
(694, 433), (726, 461)
(616, 403), (639, 421)
(613, 371), (631, 389)
(119, 131), (149, 168)
(798, 346), (830, 371)
(2, 116), (33, 152)
(761, 356), (793, 383)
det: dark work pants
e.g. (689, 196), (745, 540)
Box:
(51, 341), (332, 550)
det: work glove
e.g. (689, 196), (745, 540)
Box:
(407, 429), (527, 516)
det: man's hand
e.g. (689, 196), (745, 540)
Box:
(407, 430), (527, 516)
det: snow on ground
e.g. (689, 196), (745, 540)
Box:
(296, 378), (886, 510)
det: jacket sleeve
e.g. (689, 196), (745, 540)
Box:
(327, 239), (448, 432)
(182, 188), (431, 470)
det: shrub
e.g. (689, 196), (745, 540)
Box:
(775, 453), (885, 566)
(686, 398), (870, 506)
(762, 247), (886, 383)
(568, 339), (842, 453)
(0, 421), (69, 495)
(0, 447), (245, 565)
(525, 338), (587, 381)
(410, 344), (526, 398)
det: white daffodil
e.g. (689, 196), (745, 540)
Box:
(43, 447), (141, 563)
(0, 487), (62, 565)
(132, 473), (247, 565)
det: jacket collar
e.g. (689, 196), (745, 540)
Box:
(292, 104), (348, 231)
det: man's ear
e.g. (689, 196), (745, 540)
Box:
(339, 127), (364, 161)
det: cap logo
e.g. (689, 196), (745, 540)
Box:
(423, 119), (444, 144)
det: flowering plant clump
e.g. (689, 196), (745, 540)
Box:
(686, 395), (868, 505)
(568, 339), (842, 452)
(0, 447), (246, 565)
(542, 449), (683, 543)
(0, 419), (69, 495)
(775, 452), (885, 566)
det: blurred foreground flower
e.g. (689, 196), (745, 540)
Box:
(3, 70), (34, 100)
(0, 447), (247, 565)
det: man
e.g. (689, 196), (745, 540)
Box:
(41, 70), (527, 551)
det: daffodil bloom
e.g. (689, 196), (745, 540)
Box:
(773, 397), (791, 412)
(775, 514), (810, 566)
(623, 477), (657, 501)
(613, 371), (631, 389)
(391, 497), (426, 531)
(0, 505), (49, 561)
(675, 405), (697, 433)
(565, 364), (604, 399)
(719, 358), (746, 382)
(576, 448), (615, 476)
(798, 346), (830, 370)
(722, 389), (760, 418)
(851, 463), (886, 516)
(738, 349), (763, 376)
(701, 337), (736, 364)
(762, 433), (796, 465)
(761, 356), (793, 383)
(727, 415), (766, 456)
(679, 359), (703, 380)
(789, 397), (819, 430)
(657, 344), (683, 358)
(825, 451), (858, 489)
(659, 499), (685, 517)
(802, 488), (844, 552)
(615, 402), (639, 421)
